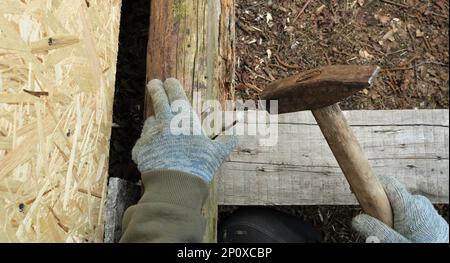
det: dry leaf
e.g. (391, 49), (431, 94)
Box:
(358, 0), (364, 6)
(375, 14), (390, 24)
(369, 89), (380, 100)
(382, 29), (396, 42)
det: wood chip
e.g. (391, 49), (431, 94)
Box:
(359, 49), (375, 60)
(375, 14), (390, 24)
(415, 29), (425, 38)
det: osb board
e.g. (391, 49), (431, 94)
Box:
(0, 0), (121, 242)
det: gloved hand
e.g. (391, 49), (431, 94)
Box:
(132, 78), (238, 183)
(352, 175), (449, 243)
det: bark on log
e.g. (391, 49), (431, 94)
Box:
(146, 0), (235, 242)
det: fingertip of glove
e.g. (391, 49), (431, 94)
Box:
(352, 214), (371, 230)
(351, 214), (387, 237)
(164, 78), (182, 86)
(147, 79), (162, 86)
(147, 79), (163, 89)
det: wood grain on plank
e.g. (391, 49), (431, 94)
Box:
(218, 110), (449, 205)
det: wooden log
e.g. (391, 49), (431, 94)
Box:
(218, 110), (449, 206)
(0, 0), (122, 242)
(146, 0), (235, 242)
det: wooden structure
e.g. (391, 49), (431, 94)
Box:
(103, 109), (449, 242)
(218, 110), (449, 205)
(0, 0), (448, 243)
(146, 0), (235, 242)
(0, 0), (122, 242)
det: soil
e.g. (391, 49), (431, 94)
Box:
(110, 0), (449, 243)
(235, 0), (449, 110)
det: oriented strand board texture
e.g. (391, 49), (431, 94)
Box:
(218, 110), (449, 205)
(0, 0), (121, 242)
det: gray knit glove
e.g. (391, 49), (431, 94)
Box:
(132, 78), (238, 183)
(352, 175), (449, 243)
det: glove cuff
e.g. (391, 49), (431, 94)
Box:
(139, 169), (210, 211)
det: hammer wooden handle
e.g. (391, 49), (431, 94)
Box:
(312, 104), (394, 227)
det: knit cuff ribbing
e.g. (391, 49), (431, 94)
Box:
(139, 170), (210, 211)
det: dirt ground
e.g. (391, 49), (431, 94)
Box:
(110, 0), (449, 243)
(235, 0), (449, 109)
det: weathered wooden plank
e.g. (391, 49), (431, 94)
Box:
(146, 0), (235, 242)
(218, 110), (449, 205)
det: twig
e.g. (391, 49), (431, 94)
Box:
(380, 0), (409, 8)
(404, 55), (419, 66)
(268, 63), (288, 71)
(428, 11), (449, 19)
(255, 74), (273, 82)
(274, 53), (302, 69)
(383, 61), (449, 71)
(245, 83), (263, 92)
(331, 47), (353, 57)
(383, 67), (413, 71)
(262, 67), (276, 81)
(293, 0), (313, 23)
(384, 78), (399, 93)
(406, 26), (416, 51)
(385, 48), (408, 56)
(324, 52), (331, 65)
(384, 71), (399, 94)
(236, 21), (253, 35)
(422, 37), (432, 52)
(426, 61), (449, 67)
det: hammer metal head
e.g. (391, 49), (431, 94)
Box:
(261, 65), (380, 114)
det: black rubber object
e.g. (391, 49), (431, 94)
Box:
(218, 207), (322, 243)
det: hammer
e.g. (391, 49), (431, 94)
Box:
(261, 65), (393, 227)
